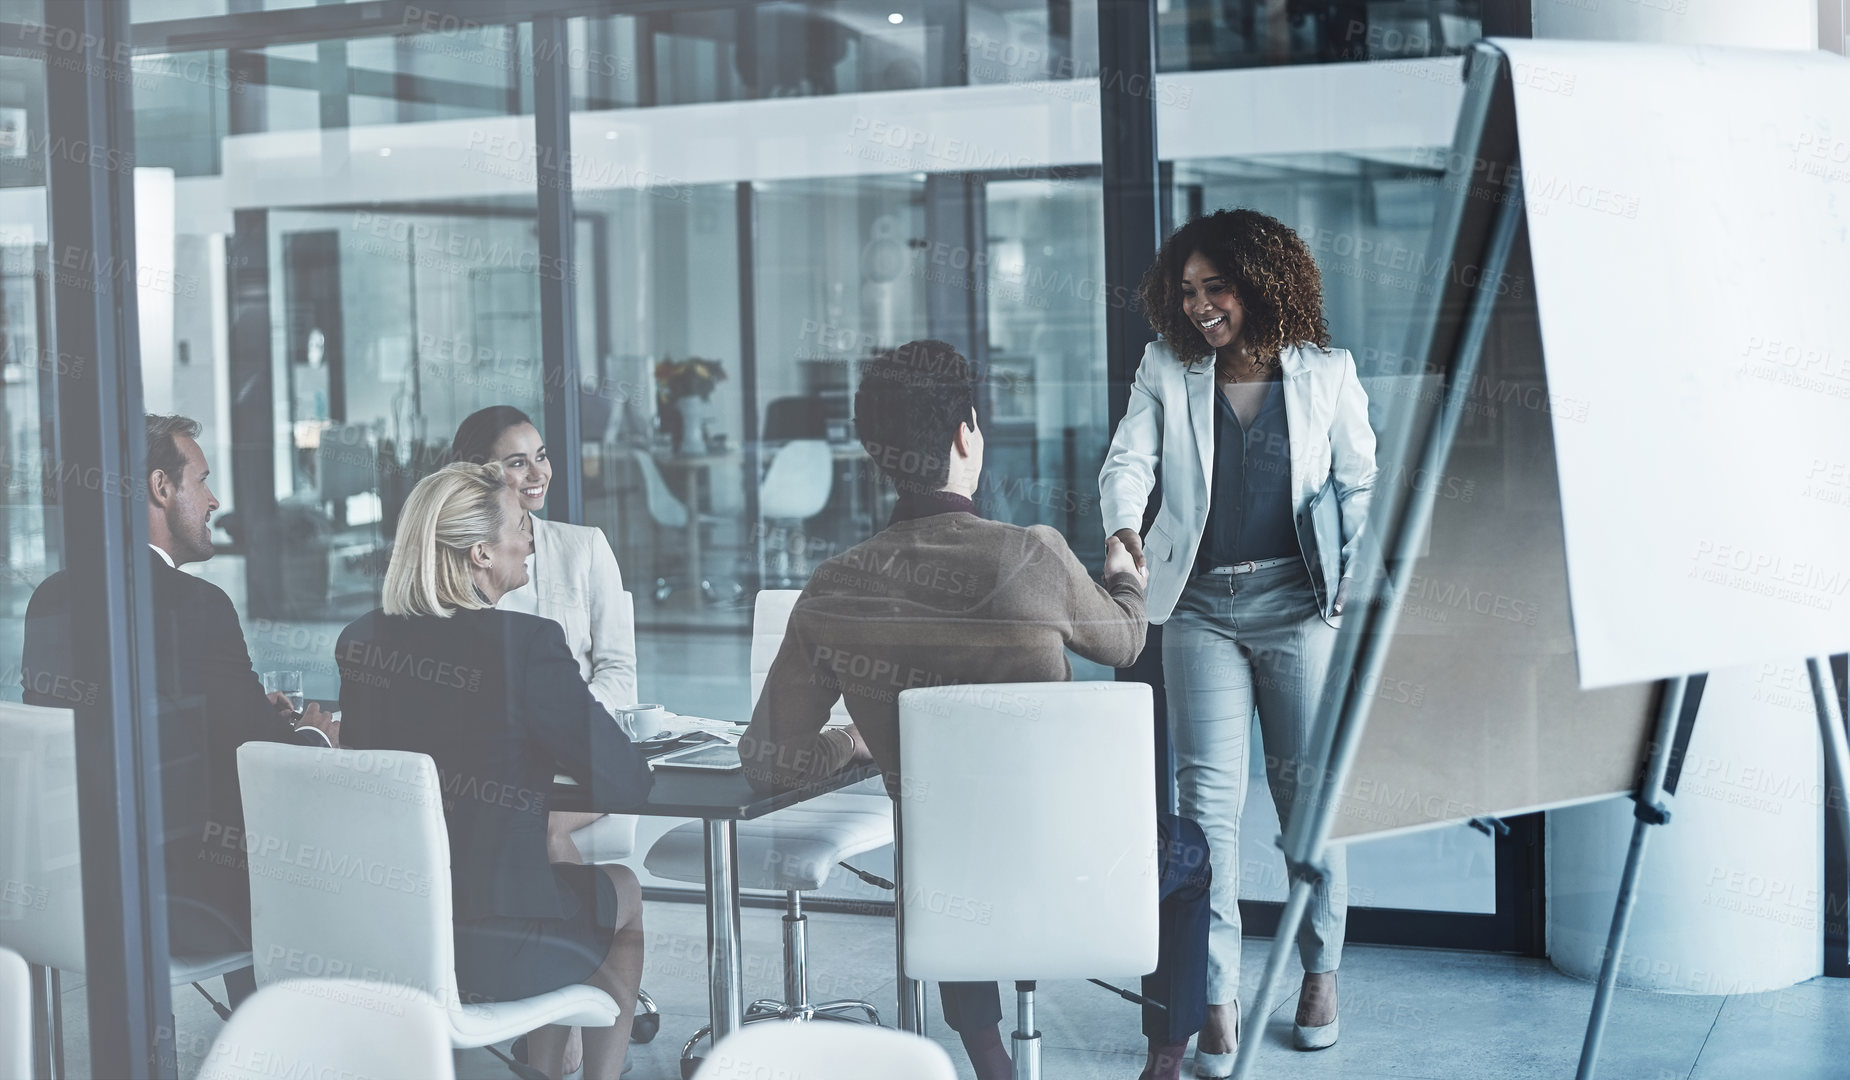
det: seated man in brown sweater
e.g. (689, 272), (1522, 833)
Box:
(740, 339), (1210, 1080)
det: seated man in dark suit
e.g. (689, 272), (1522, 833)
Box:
(740, 340), (1211, 1080)
(21, 414), (337, 990)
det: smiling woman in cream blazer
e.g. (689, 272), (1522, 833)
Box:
(1101, 338), (1376, 625)
(451, 407), (638, 714)
(1099, 209), (1376, 1077)
(502, 510), (637, 709)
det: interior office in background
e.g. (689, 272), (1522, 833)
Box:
(3, 0), (1846, 1077)
(0, 0), (1519, 919)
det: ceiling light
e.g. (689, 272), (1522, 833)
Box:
(888, 12), (904, 24)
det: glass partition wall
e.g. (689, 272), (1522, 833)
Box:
(112, 1), (1128, 908)
(0, 41), (52, 685)
(140, 5), (1491, 928)
(7, 0), (1631, 1072)
(112, 8), (1493, 873)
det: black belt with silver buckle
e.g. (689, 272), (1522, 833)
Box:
(1206, 556), (1296, 575)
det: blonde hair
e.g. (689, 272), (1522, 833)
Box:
(383, 462), (509, 618)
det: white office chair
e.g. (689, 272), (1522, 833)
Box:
(565, 590), (661, 1042)
(898, 682), (1160, 1080)
(627, 447), (730, 603)
(759, 440), (835, 586)
(199, 979), (454, 1080)
(644, 591), (889, 1073)
(630, 446), (691, 530)
(0, 947), (30, 1080)
(693, 1021), (956, 1080)
(0, 702), (252, 1079)
(237, 743), (620, 1078)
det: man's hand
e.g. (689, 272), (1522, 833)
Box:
(294, 703), (340, 748)
(1104, 533), (1147, 587)
(266, 691), (296, 717)
(1111, 528), (1146, 572)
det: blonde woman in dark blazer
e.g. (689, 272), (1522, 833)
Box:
(339, 462), (653, 1080)
(1099, 209), (1377, 1075)
(451, 406), (640, 1076)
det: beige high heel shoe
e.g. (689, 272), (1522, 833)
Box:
(1193, 1001), (1240, 1079)
(1293, 971), (1339, 1051)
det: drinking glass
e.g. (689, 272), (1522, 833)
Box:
(263, 670), (304, 717)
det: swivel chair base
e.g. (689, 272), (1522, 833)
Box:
(632, 989), (660, 1042)
(651, 576), (744, 606)
(677, 893), (881, 1079)
(1012, 981), (1041, 1080)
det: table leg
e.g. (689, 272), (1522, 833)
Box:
(704, 818), (744, 1041)
(29, 963), (62, 1080)
(685, 468), (705, 608)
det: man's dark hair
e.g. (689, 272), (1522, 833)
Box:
(145, 414), (201, 485)
(853, 339), (979, 497)
(449, 405), (537, 466)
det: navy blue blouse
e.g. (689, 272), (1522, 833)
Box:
(1198, 377), (1299, 569)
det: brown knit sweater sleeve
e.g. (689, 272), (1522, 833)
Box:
(738, 617), (858, 795)
(1025, 524), (1148, 668)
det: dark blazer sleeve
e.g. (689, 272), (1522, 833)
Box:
(19, 571), (80, 707)
(184, 577), (325, 748)
(517, 616), (654, 811)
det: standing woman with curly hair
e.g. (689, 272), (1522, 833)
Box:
(1099, 209), (1377, 1075)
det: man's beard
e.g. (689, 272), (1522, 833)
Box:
(177, 520), (214, 563)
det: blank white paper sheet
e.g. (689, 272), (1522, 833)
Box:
(1496, 39), (1850, 688)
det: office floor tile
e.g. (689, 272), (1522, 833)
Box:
(1687, 979), (1850, 1080)
(43, 900), (1850, 1080)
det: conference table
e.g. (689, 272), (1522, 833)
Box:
(551, 755), (884, 1048)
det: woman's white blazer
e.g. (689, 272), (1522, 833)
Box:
(1099, 339), (1378, 625)
(496, 514), (639, 714)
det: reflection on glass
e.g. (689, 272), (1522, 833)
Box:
(982, 177), (1106, 558)
(754, 175), (926, 583)
(571, 0), (1100, 110)
(131, 46), (543, 711)
(0, 53), (48, 686)
(575, 182), (743, 632)
(1158, 0), (1482, 71)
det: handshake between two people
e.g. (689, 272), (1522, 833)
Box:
(1104, 529), (1149, 589)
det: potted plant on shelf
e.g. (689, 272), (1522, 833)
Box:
(655, 356), (727, 456)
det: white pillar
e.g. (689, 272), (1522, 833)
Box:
(1548, 665), (1824, 991)
(1532, 0), (1817, 49)
(133, 167), (175, 417)
(1535, 4), (1825, 993)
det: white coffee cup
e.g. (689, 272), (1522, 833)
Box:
(618, 704), (669, 740)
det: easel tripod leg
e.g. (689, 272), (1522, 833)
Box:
(1573, 807), (1655, 1080)
(1575, 676), (1688, 1080)
(1227, 881), (1314, 1080)
(1806, 658), (1850, 880)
